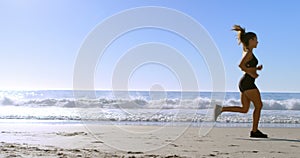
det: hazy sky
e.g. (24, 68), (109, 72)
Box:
(1, 0), (299, 92)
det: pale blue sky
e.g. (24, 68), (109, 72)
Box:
(0, 0), (300, 92)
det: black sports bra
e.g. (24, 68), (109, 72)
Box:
(246, 54), (258, 68)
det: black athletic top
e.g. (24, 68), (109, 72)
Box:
(239, 54), (259, 92)
(246, 54), (258, 68)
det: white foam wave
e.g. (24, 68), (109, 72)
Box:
(0, 107), (299, 125)
(262, 99), (300, 110)
(1, 97), (300, 110)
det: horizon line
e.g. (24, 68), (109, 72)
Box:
(0, 89), (299, 93)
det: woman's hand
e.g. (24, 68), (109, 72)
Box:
(257, 65), (263, 71)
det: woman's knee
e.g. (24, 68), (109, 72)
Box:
(240, 107), (249, 113)
(254, 101), (263, 110)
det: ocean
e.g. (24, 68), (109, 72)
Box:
(0, 90), (299, 128)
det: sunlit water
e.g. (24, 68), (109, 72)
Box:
(0, 90), (299, 128)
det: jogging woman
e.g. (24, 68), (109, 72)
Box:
(214, 25), (268, 138)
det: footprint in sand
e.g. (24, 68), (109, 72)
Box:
(169, 143), (179, 147)
(228, 144), (240, 147)
(290, 145), (299, 147)
(91, 140), (104, 144)
(56, 132), (88, 136)
(127, 151), (144, 154)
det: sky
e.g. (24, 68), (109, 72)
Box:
(0, 0), (300, 92)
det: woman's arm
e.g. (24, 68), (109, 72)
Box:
(239, 52), (259, 78)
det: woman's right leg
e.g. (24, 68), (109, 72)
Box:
(222, 92), (250, 113)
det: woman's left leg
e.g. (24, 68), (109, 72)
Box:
(243, 88), (263, 132)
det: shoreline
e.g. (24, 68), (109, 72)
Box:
(1, 123), (299, 157)
(1, 119), (300, 128)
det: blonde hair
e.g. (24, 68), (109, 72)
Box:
(232, 25), (256, 51)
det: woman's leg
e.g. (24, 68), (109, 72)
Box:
(222, 92), (250, 113)
(243, 88), (263, 132)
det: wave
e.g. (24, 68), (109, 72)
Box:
(1, 97), (300, 110)
(0, 97), (207, 109)
(0, 107), (299, 124)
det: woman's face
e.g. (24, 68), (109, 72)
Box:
(249, 36), (258, 48)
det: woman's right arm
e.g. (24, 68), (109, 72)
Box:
(239, 52), (258, 78)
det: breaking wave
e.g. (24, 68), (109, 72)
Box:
(1, 96), (300, 110)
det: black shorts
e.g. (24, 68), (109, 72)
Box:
(239, 74), (257, 92)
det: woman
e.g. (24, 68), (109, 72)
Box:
(214, 25), (268, 138)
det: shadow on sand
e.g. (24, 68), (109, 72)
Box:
(237, 138), (300, 143)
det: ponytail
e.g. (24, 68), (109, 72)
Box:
(232, 25), (256, 51)
(232, 25), (245, 45)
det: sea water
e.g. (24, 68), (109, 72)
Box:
(0, 90), (299, 128)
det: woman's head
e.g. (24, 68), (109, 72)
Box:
(232, 25), (258, 51)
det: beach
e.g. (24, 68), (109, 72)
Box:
(0, 90), (299, 157)
(1, 122), (299, 158)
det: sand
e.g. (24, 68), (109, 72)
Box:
(0, 122), (299, 158)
